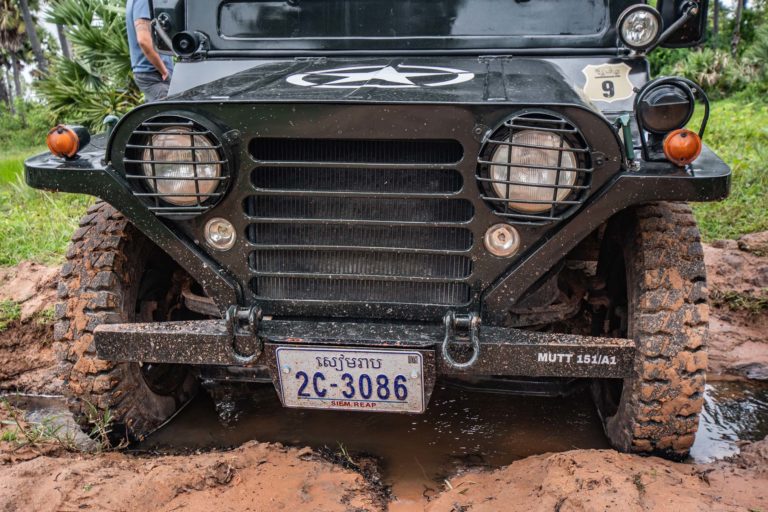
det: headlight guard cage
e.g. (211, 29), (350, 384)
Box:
(476, 110), (594, 226)
(115, 111), (233, 219)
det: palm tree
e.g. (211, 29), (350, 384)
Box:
(55, 24), (71, 59)
(0, 0), (25, 110)
(16, 0), (47, 73)
(731, 0), (745, 55)
(0, 54), (13, 111)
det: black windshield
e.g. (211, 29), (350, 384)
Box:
(219, 0), (606, 39)
(180, 0), (639, 53)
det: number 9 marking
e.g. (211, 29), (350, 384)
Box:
(602, 80), (615, 98)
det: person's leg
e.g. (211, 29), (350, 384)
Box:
(133, 72), (170, 103)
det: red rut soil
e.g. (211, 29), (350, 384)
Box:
(0, 432), (766, 512)
(0, 233), (766, 511)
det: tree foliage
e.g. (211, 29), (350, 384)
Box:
(650, 0), (768, 99)
(36, 0), (141, 128)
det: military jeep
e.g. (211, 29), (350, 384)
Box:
(26, 0), (729, 459)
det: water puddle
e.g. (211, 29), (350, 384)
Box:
(690, 381), (768, 462)
(140, 381), (606, 501)
(0, 394), (96, 449)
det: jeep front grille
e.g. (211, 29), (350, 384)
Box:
(476, 112), (593, 225)
(245, 138), (473, 305)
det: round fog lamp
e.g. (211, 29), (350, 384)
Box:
(205, 218), (236, 251)
(618, 5), (662, 51)
(484, 224), (521, 257)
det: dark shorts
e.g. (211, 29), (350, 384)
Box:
(133, 71), (170, 103)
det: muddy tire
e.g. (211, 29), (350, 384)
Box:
(593, 202), (708, 460)
(54, 202), (197, 443)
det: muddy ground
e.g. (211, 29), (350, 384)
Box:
(0, 234), (766, 511)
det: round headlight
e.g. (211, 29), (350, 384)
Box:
(618, 5), (662, 51)
(142, 126), (221, 206)
(490, 130), (578, 214)
(637, 83), (695, 134)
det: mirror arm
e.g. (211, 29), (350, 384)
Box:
(151, 18), (179, 57)
(647, 1), (700, 53)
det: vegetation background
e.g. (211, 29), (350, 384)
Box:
(0, 0), (766, 266)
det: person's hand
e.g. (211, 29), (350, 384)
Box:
(161, 68), (170, 81)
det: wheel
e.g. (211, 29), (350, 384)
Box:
(54, 202), (197, 443)
(592, 202), (708, 460)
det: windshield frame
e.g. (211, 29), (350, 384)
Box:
(176, 0), (641, 56)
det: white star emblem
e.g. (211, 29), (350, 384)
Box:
(286, 64), (475, 89)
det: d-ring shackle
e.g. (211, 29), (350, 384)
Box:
(225, 305), (262, 365)
(441, 312), (481, 370)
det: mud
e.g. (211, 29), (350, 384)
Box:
(426, 442), (768, 512)
(2, 384), (768, 511)
(0, 321), (58, 395)
(0, 440), (385, 511)
(0, 261), (58, 321)
(705, 233), (768, 380)
(140, 382), (610, 502)
(0, 262), (59, 394)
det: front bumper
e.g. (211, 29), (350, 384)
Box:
(94, 318), (635, 379)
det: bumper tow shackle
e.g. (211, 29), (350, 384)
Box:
(441, 312), (481, 370)
(225, 305), (263, 364)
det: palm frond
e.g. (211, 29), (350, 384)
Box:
(38, 0), (140, 127)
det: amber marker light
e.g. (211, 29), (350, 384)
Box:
(47, 124), (84, 159)
(663, 128), (702, 166)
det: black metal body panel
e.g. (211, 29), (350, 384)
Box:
(102, 98), (623, 321)
(164, 56), (621, 105)
(165, 56), (651, 114)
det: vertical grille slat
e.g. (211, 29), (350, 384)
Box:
(245, 139), (473, 306)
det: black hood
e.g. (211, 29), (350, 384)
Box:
(167, 56), (601, 108)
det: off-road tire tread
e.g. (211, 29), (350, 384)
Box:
(54, 201), (192, 441)
(606, 202), (708, 459)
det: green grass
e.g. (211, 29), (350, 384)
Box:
(0, 171), (91, 266)
(0, 142), (92, 266)
(0, 147), (46, 184)
(0, 300), (21, 331)
(710, 288), (768, 315)
(691, 99), (768, 241)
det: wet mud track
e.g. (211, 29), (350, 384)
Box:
(3, 379), (768, 510)
(136, 380), (768, 502)
(141, 381), (607, 500)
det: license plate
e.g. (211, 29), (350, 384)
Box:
(275, 346), (425, 413)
